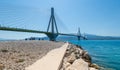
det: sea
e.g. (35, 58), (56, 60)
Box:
(69, 40), (120, 70)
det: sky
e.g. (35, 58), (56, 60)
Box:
(0, 0), (120, 39)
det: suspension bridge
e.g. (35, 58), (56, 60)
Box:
(0, 7), (86, 41)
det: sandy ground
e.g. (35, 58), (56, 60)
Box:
(0, 40), (64, 70)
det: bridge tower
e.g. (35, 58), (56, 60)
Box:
(77, 27), (81, 40)
(46, 7), (58, 41)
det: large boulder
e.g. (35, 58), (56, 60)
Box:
(67, 52), (76, 64)
(66, 58), (89, 70)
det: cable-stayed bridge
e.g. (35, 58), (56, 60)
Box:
(0, 7), (86, 41)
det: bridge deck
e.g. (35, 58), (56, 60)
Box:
(0, 26), (79, 36)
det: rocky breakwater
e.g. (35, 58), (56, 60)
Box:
(60, 44), (100, 70)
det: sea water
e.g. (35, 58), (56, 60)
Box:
(69, 40), (120, 70)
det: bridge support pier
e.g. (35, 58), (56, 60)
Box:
(47, 7), (58, 41)
(46, 34), (58, 41)
(78, 36), (80, 40)
(77, 28), (81, 41)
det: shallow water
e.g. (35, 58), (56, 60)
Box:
(69, 40), (120, 70)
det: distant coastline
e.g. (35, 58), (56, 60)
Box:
(0, 33), (120, 41)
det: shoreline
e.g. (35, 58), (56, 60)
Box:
(60, 43), (100, 70)
(0, 40), (100, 70)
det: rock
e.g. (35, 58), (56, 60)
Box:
(79, 49), (83, 55)
(67, 45), (72, 51)
(90, 64), (100, 69)
(66, 67), (76, 70)
(65, 50), (71, 57)
(89, 67), (98, 70)
(0, 63), (5, 70)
(68, 45), (76, 53)
(67, 52), (76, 64)
(66, 58), (89, 70)
(81, 50), (86, 56)
(63, 62), (71, 69)
(82, 51), (91, 63)
(76, 54), (80, 59)
(60, 68), (64, 70)
(69, 48), (75, 53)
(76, 45), (83, 49)
(75, 48), (84, 59)
(88, 62), (91, 66)
(74, 49), (80, 54)
(63, 57), (68, 63)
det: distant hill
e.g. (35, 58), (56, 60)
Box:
(24, 34), (120, 41)
(57, 34), (120, 40)
(84, 34), (120, 40)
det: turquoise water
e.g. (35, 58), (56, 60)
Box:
(69, 40), (120, 70)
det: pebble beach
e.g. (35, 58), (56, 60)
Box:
(0, 40), (64, 70)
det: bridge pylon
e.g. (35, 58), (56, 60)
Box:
(77, 27), (81, 40)
(46, 7), (58, 41)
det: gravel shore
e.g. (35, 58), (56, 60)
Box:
(0, 40), (64, 70)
